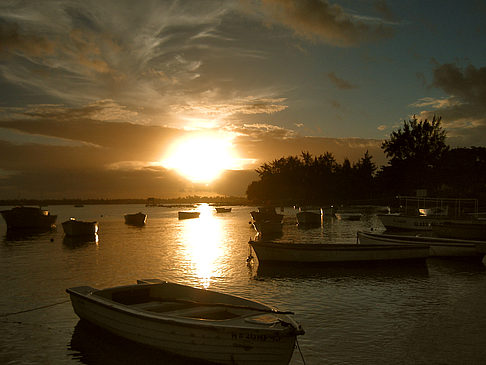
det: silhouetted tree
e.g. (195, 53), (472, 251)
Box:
(378, 115), (448, 194)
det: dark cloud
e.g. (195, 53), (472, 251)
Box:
(327, 72), (357, 89)
(374, 0), (395, 22)
(414, 62), (486, 146)
(0, 20), (55, 57)
(255, 0), (394, 46)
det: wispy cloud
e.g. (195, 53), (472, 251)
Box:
(251, 0), (394, 47)
(328, 72), (357, 90)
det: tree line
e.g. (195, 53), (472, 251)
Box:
(246, 116), (486, 206)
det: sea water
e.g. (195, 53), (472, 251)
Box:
(1, 204), (486, 364)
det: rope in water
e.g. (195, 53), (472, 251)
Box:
(0, 299), (70, 317)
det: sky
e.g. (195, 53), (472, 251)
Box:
(0, 0), (485, 199)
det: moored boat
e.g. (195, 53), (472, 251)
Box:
(357, 230), (484, 257)
(215, 207), (232, 213)
(250, 207), (283, 235)
(1, 206), (57, 230)
(124, 212), (147, 226)
(378, 196), (479, 231)
(62, 218), (98, 236)
(250, 207), (283, 223)
(66, 279), (304, 365)
(178, 211), (200, 220)
(249, 240), (429, 263)
(431, 220), (486, 241)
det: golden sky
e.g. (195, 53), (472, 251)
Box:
(0, 1), (485, 198)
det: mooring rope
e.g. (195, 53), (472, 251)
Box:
(0, 299), (70, 317)
(295, 337), (306, 364)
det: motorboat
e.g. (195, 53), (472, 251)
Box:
(178, 211), (200, 220)
(1, 206), (57, 230)
(62, 218), (98, 236)
(248, 240), (429, 264)
(124, 212), (147, 226)
(66, 279), (304, 365)
(357, 230), (484, 257)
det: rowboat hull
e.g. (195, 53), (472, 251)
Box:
(249, 240), (429, 263)
(178, 211), (200, 220)
(431, 220), (486, 241)
(66, 281), (303, 365)
(215, 207), (232, 213)
(357, 231), (484, 257)
(377, 214), (439, 231)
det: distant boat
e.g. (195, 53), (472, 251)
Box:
(66, 279), (304, 365)
(296, 208), (322, 226)
(62, 218), (98, 236)
(334, 212), (362, 221)
(378, 196), (479, 231)
(215, 207), (232, 213)
(357, 230), (484, 257)
(249, 240), (429, 264)
(250, 207), (283, 235)
(124, 212), (147, 226)
(1, 206), (57, 230)
(250, 207), (283, 223)
(74, 204), (84, 208)
(178, 211), (200, 220)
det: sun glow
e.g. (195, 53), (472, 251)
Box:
(162, 134), (240, 183)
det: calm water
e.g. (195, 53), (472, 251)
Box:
(1, 204), (486, 364)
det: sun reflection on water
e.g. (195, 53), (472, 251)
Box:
(178, 203), (227, 288)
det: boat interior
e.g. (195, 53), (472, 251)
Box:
(92, 284), (268, 321)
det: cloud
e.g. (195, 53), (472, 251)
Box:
(253, 0), (394, 46)
(327, 72), (357, 89)
(413, 62), (486, 146)
(0, 20), (56, 57)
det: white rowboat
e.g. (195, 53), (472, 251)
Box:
(249, 240), (429, 263)
(357, 230), (485, 257)
(66, 279), (304, 365)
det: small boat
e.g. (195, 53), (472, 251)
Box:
(431, 220), (486, 241)
(215, 207), (232, 213)
(178, 211), (200, 220)
(378, 196), (479, 231)
(250, 207), (283, 235)
(249, 240), (429, 263)
(357, 230), (485, 257)
(1, 206), (57, 230)
(124, 212), (147, 226)
(66, 279), (304, 365)
(296, 208), (322, 226)
(252, 220), (283, 235)
(62, 218), (98, 236)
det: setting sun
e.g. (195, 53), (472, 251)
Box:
(162, 134), (240, 183)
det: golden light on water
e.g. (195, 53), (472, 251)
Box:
(161, 133), (241, 184)
(178, 204), (226, 288)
